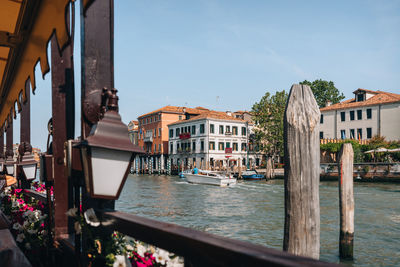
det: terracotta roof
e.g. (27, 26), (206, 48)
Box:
(138, 106), (209, 118)
(168, 110), (246, 126)
(320, 89), (400, 112)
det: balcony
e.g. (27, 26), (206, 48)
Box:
(177, 147), (191, 154)
(144, 136), (153, 142)
(225, 132), (232, 136)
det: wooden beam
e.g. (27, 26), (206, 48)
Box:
(283, 84), (320, 259)
(338, 143), (354, 259)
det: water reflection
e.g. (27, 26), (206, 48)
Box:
(116, 175), (400, 266)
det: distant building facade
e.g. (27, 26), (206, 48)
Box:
(128, 120), (139, 145)
(319, 89), (400, 141)
(168, 111), (261, 169)
(137, 106), (209, 169)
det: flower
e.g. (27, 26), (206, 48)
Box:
(153, 248), (171, 265)
(16, 233), (25, 243)
(136, 243), (147, 258)
(66, 207), (78, 217)
(74, 221), (82, 235)
(113, 255), (130, 267)
(12, 222), (22, 231)
(84, 208), (100, 227)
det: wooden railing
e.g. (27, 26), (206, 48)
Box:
(100, 210), (338, 267)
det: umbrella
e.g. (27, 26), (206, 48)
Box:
(388, 148), (400, 153)
(364, 147), (388, 154)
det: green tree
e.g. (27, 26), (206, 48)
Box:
(300, 79), (345, 108)
(251, 90), (288, 159)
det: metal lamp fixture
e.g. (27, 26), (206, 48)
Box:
(79, 88), (144, 199)
(5, 149), (15, 175)
(18, 142), (38, 181)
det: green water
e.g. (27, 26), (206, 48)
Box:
(116, 175), (400, 266)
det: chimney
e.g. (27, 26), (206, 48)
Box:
(226, 111), (232, 116)
(325, 101), (332, 107)
(182, 107), (186, 113)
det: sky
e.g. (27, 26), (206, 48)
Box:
(16, 0), (400, 150)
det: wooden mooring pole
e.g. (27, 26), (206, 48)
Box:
(283, 84), (320, 259)
(338, 143), (354, 259)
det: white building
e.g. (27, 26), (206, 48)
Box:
(319, 89), (400, 141)
(168, 111), (261, 169)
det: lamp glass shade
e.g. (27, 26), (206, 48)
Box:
(22, 164), (37, 180)
(82, 146), (132, 198)
(6, 164), (14, 175)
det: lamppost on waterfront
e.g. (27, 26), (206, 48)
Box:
(78, 88), (144, 200)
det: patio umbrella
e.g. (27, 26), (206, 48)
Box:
(388, 148), (400, 153)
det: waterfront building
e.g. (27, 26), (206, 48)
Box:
(319, 89), (400, 141)
(168, 110), (262, 170)
(137, 106), (209, 170)
(128, 120), (139, 145)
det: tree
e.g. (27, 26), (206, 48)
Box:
(251, 90), (288, 160)
(300, 79), (345, 108)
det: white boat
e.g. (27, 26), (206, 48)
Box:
(184, 170), (237, 187)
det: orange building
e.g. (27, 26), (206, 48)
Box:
(137, 106), (209, 171)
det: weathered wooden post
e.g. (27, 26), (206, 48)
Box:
(266, 157), (273, 179)
(283, 84), (320, 259)
(338, 143), (354, 259)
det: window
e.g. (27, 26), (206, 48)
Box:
(219, 125), (224, 134)
(350, 129), (355, 139)
(367, 108), (372, 119)
(170, 143), (173, 154)
(209, 141), (215, 150)
(232, 126), (238, 135)
(350, 111), (355, 121)
(242, 127), (246, 136)
(192, 141), (196, 152)
(320, 114), (324, 124)
(357, 110), (362, 120)
(367, 128), (372, 139)
(179, 115), (182, 120)
(153, 129), (156, 137)
(154, 144), (157, 152)
(319, 131), (323, 139)
(159, 114), (161, 121)
(340, 130), (346, 139)
(357, 94), (364, 102)
(176, 128), (180, 136)
(192, 125), (196, 135)
(341, 112), (345, 122)
(226, 142), (231, 148)
(159, 128), (161, 137)
(169, 129), (173, 138)
(241, 143), (247, 151)
(200, 124), (205, 134)
(210, 124), (214, 134)
(233, 143), (238, 151)
(200, 140), (204, 151)
(357, 128), (362, 140)
(218, 142), (224, 151)
(226, 126), (231, 133)
(150, 117), (152, 123)
(159, 144), (161, 152)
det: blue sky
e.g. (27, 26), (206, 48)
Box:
(20, 0), (400, 150)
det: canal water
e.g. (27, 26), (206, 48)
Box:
(116, 174), (400, 266)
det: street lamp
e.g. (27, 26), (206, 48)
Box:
(18, 142), (38, 181)
(4, 149), (15, 176)
(79, 88), (144, 199)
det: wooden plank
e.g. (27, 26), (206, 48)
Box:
(283, 84), (320, 259)
(102, 211), (338, 267)
(338, 143), (354, 259)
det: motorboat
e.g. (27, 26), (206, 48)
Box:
(184, 170), (237, 187)
(241, 170), (265, 180)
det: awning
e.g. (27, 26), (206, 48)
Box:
(0, 0), (97, 134)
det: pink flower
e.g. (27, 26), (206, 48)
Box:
(15, 189), (22, 193)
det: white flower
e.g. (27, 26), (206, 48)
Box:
(84, 208), (100, 227)
(136, 243), (147, 257)
(25, 243), (31, 250)
(16, 233), (25, 243)
(11, 201), (18, 208)
(167, 256), (184, 267)
(65, 207), (78, 217)
(113, 255), (130, 267)
(23, 220), (30, 229)
(154, 248), (171, 265)
(74, 221), (82, 235)
(12, 222), (22, 231)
